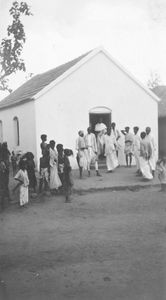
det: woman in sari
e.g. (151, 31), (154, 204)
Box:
(49, 140), (62, 192)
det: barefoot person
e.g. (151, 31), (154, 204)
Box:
(104, 127), (118, 173)
(49, 140), (62, 193)
(133, 126), (141, 175)
(13, 160), (29, 207)
(121, 127), (134, 167)
(145, 127), (156, 177)
(84, 127), (101, 177)
(76, 130), (88, 178)
(139, 132), (153, 180)
(63, 149), (74, 203)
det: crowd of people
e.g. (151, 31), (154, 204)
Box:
(0, 120), (166, 211)
(75, 120), (166, 190)
(0, 136), (74, 210)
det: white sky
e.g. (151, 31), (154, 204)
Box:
(0, 0), (166, 99)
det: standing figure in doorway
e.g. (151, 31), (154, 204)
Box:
(95, 117), (107, 158)
(84, 127), (101, 177)
(76, 131), (88, 178)
(121, 127), (134, 167)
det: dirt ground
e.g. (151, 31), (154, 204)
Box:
(0, 187), (166, 300)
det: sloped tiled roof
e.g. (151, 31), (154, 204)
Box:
(0, 50), (91, 109)
(152, 86), (166, 117)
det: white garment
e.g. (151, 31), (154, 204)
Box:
(49, 148), (62, 189)
(133, 134), (141, 170)
(139, 157), (153, 180)
(104, 134), (118, 171)
(145, 134), (156, 171)
(14, 169), (29, 206)
(76, 136), (88, 170)
(85, 133), (98, 170)
(95, 122), (107, 132)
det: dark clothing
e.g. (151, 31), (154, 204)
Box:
(11, 154), (17, 175)
(40, 142), (48, 156)
(40, 155), (49, 169)
(0, 162), (9, 210)
(63, 155), (73, 201)
(21, 153), (37, 191)
(57, 153), (64, 187)
(26, 160), (37, 190)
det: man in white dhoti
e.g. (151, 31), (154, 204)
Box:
(95, 117), (107, 158)
(133, 126), (141, 175)
(121, 127), (134, 167)
(103, 128), (118, 173)
(139, 132), (153, 180)
(111, 122), (121, 165)
(84, 127), (101, 177)
(76, 131), (88, 178)
(145, 127), (156, 176)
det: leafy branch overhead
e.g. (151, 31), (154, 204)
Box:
(0, 1), (32, 93)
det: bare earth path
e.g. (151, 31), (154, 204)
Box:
(0, 187), (166, 300)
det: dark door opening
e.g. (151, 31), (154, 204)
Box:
(89, 113), (111, 133)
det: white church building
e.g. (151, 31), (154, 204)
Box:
(0, 47), (160, 168)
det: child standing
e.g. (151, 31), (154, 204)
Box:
(156, 157), (166, 192)
(63, 149), (74, 203)
(13, 160), (29, 207)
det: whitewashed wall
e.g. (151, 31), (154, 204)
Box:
(0, 101), (37, 158)
(35, 51), (158, 168)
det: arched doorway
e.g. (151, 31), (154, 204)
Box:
(89, 106), (112, 132)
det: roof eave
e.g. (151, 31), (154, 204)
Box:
(0, 97), (34, 110)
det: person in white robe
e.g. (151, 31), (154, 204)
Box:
(104, 128), (118, 172)
(76, 131), (88, 178)
(133, 126), (141, 174)
(139, 132), (153, 180)
(13, 160), (29, 207)
(145, 127), (156, 176)
(84, 127), (101, 177)
(49, 140), (62, 191)
(111, 122), (122, 165)
(95, 117), (107, 158)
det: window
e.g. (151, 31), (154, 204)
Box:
(13, 117), (20, 146)
(0, 121), (3, 143)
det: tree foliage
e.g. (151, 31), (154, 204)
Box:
(147, 71), (161, 89)
(0, 1), (32, 93)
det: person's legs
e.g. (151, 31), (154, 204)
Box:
(79, 167), (83, 179)
(39, 178), (43, 193)
(126, 154), (129, 167)
(129, 153), (132, 167)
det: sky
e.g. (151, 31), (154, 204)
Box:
(0, 0), (166, 99)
